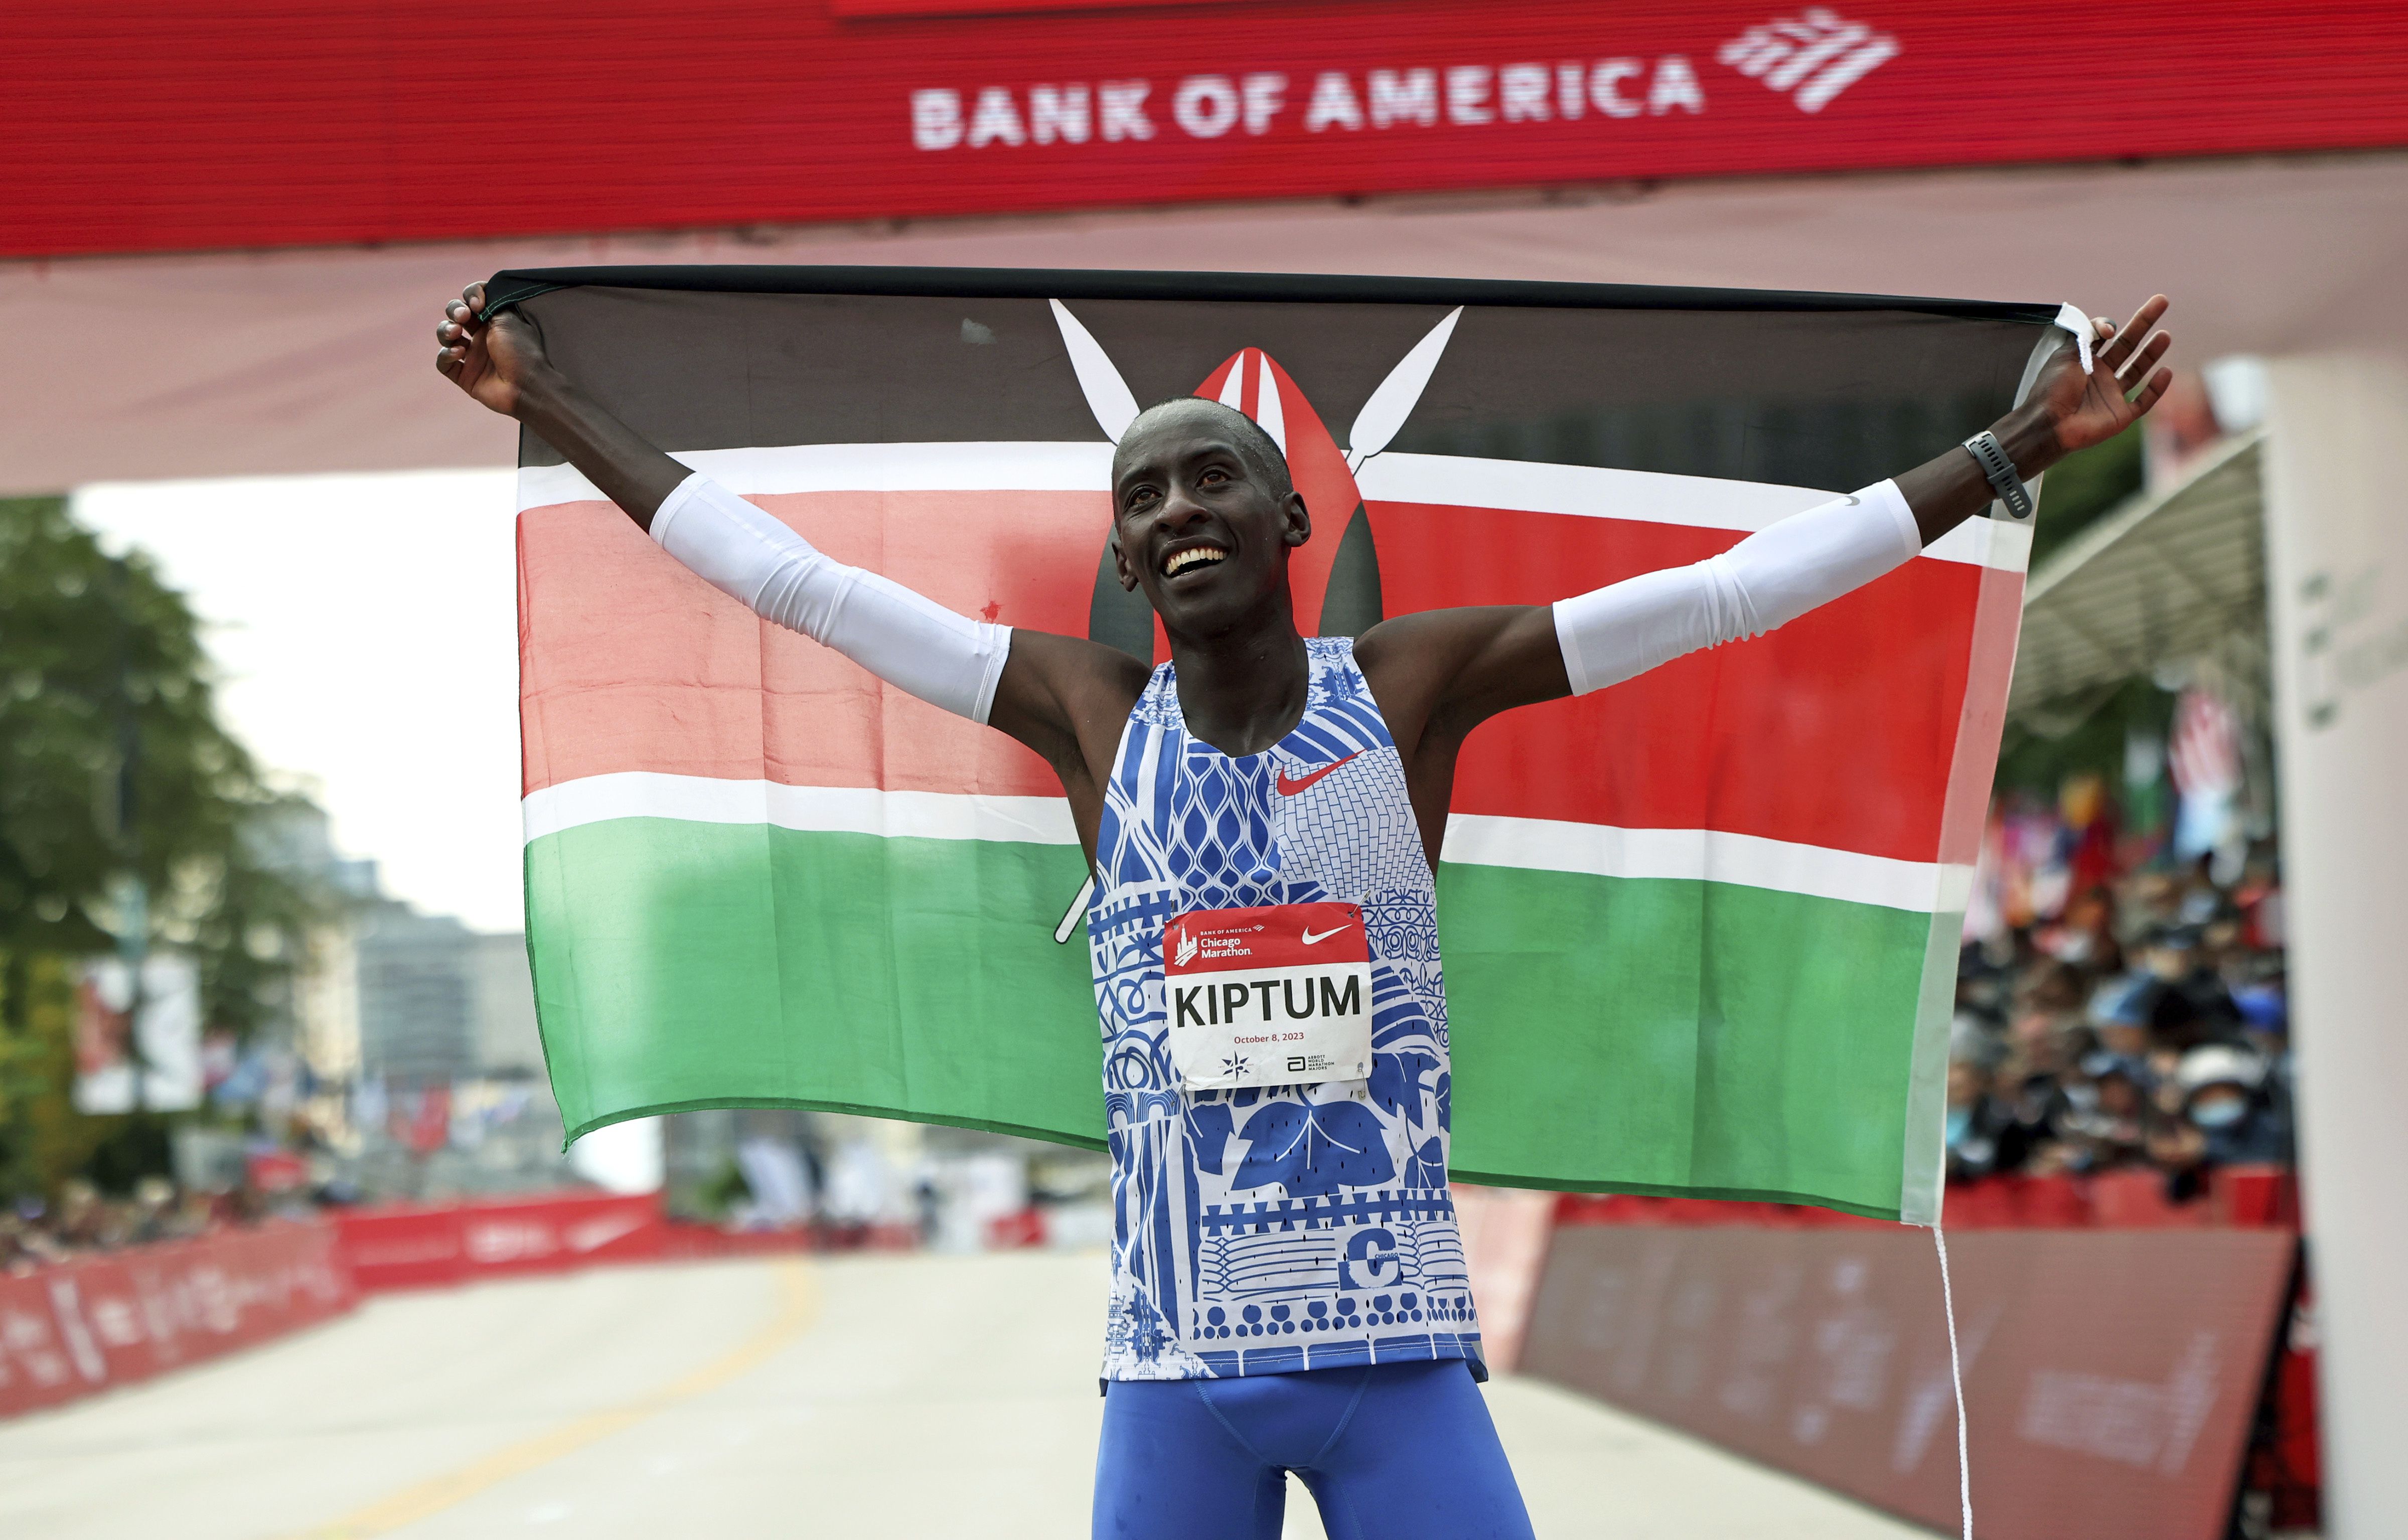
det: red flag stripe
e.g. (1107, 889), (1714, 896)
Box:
(519, 490), (1097, 801)
(520, 489), (2008, 863)
(1371, 500), (2002, 864)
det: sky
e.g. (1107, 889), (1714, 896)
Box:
(72, 469), (526, 934)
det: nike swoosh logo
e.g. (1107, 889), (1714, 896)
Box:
(1276, 752), (1361, 796)
(1301, 924), (1351, 945)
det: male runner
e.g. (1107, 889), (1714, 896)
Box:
(438, 282), (2171, 1538)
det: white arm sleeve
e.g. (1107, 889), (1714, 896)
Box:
(649, 472), (1012, 724)
(1552, 480), (1921, 695)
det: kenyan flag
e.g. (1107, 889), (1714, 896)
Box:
(498, 267), (2055, 1224)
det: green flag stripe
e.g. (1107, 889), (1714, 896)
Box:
(1436, 860), (1949, 1223)
(525, 814), (1102, 1150)
(528, 815), (1947, 1220)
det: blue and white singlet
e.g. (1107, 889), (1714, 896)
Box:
(1086, 637), (1481, 1382)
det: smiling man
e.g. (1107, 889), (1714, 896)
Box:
(438, 280), (2170, 1539)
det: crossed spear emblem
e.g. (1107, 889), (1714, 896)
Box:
(1045, 300), (1464, 944)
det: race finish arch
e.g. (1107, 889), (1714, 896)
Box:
(6, 1), (2404, 258)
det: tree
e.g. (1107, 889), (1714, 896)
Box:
(0, 496), (336, 1197)
(0, 954), (106, 1203)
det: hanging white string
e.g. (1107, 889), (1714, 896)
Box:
(1933, 1224), (1972, 1540)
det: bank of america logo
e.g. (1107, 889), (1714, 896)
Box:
(1719, 9), (1899, 113)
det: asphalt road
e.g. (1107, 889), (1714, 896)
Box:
(0, 1251), (1936, 1539)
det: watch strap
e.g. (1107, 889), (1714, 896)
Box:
(1962, 429), (2034, 520)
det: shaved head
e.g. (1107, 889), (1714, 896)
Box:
(1113, 397), (1293, 503)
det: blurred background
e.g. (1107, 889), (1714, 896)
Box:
(2, 3), (2403, 1537)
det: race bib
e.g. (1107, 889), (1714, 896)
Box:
(1163, 902), (1374, 1091)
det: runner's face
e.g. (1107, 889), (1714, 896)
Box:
(1111, 406), (1309, 636)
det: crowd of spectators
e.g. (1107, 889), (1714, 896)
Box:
(1948, 846), (2292, 1193)
(0, 1177), (254, 1276)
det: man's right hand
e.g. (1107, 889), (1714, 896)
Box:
(430, 279), (699, 528)
(436, 281), (551, 419)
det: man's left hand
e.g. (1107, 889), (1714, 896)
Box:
(2028, 294), (2174, 460)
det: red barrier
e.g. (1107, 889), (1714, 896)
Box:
(332, 1190), (672, 1290)
(1541, 1169), (2315, 1527)
(1934, 1171), (2102, 1228)
(1522, 1224), (2297, 1540)
(984, 1208), (1046, 1251)
(1556, 1166), (2300, 1231)
(1454, 1185), (1558, 1375)
(1556, 1192), (1888, 1229)
(0, 1196), (822, 1421)
(0, 1220), (356, 1421)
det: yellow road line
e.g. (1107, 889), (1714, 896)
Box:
(292, 1258), (817, 1540)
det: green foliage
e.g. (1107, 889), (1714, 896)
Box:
(2030, 425), (2144, 570)
(0, 952), (112, 1199)
(0, 497), (337, 1196)
(1995, 675), (2175, 801)
(700, 1158), (754, 1220)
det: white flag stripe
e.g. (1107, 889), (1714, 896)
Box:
(516, 441), (1116, 513)
(523, 773), (1969, 913)
(1442, 813), (1975, 914)
(521, 443), (2028, 572)
(522, 771), (1081, 846)
(1355, 452), (2029, 573)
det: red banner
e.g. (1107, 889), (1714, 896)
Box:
(331, 1190), (671, 1291)
(5, 1), (2405, 257)
(1521, 1224), (2297, 1540)
(0, 1221), (356, 1421)
(1556, 1164), (2303, 1230)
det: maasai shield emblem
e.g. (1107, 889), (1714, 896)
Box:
(1054, 301), (1460, 937)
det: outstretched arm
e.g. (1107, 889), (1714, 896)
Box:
(436, 284), (1145, 841)
(437, 284), (691, 527)
(1360, 296), (2175, 757)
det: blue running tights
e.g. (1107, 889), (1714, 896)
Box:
(1093, 1359), (1536, 1540)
